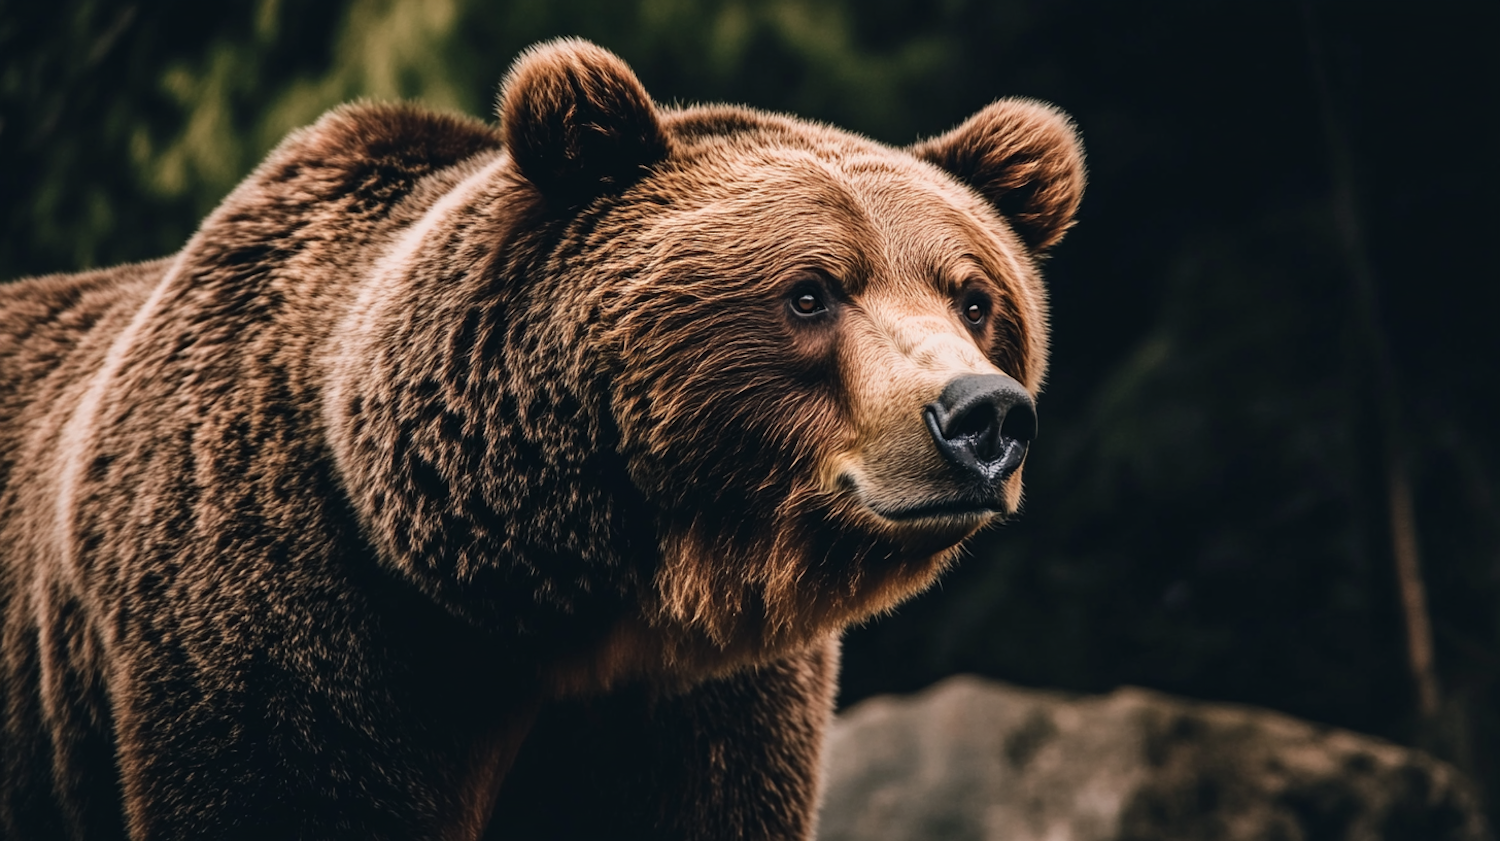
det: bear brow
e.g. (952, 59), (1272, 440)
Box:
(721, 157), (885, 288)
(933, 257), (991, 294)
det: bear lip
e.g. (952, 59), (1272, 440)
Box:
(869, 498), (1003, 523)
(835, 472), (1008, 525)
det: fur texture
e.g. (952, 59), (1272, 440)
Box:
(0, 39), (1083, 840)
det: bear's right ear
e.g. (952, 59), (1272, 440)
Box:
(498, 39), (670, 208)
(911, 98), (1086, 253)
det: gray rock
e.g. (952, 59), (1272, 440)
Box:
(819, 676), (1490, 841)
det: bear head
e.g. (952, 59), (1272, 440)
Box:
(325, 39), (1084, 684)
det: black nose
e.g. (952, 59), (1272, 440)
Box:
(923, 373), (1037, 486)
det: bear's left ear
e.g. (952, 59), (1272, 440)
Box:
(498, 39), (670, 207)
(911, 98), (1086, 253)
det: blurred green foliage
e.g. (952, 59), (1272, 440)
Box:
(4, 0), (1498, 820)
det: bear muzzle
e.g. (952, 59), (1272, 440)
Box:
(861, 373), (1032, 523)
(834, 373), (1036, 526)
(827, 314), (1037, 528)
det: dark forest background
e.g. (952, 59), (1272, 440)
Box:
(4, 0), (1498, 822)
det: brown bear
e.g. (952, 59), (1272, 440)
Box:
(0, 39), (1083, 841)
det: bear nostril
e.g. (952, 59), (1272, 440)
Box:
(999, 400), (1037, 446)
(945, 401), (1003, 462)
(924, 373), (1037, 486)
(947, 400), (998, 438)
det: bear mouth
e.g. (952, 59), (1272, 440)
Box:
(869, 497), (1004, 523)
(835, 472), (1010, 527)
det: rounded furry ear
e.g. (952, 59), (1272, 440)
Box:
(911, 99), (1086, 253)
(498, 39), (670, 207)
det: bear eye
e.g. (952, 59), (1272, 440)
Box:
(793, 293), (825, 315)
(787, 281), (830, 319)
(961, 293), (990, 327)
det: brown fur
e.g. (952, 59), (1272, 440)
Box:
(0, 39), (1083, 840)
